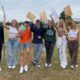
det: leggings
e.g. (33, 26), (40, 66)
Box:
(45, 41), (54, 64)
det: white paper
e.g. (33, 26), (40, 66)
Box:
(50, 9), (59, 23)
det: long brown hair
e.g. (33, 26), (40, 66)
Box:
(47, 20), (55, 30)
(71, 21), (76, 29)
(11, 19), (18, 30)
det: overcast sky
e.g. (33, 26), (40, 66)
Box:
(0, 0), (80, 22)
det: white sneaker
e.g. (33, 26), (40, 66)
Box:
(61, 66), (66, 69)
(24, 65), (28, 72)
(36, 64), (41, 68)
(12, 66), (16, 69)
(75, 65), (78, 68)
(0, 67), (2, 71)
(70, 65), (74, 69)
(45, 63), (48, 67)
(8, 66), (12, 69)
(48, 64), (51, 67)
(19, 66), (24, 74)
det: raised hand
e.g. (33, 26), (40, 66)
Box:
(2, 6), (6, 23)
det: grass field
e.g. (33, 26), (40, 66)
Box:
(0, 27), (80, 80)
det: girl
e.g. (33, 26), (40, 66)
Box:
(56, 20), (67, 69)
(67, 21), (79, 68)
(43, 20), (56, 67)
(0, 23), (4, 71)
(3, 18), (19, 69)
(19, 21), (32, 73)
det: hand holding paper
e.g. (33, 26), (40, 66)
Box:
(40, 11), (47, 21)
(27, 12), (36, 22)
(50, 9), (59, 23)
(64, 5), (72, 17)
(2, 6), (6, 22)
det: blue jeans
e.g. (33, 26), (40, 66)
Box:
(33, 43), (43, 63)
(19, 42), (31, 51)
(8, 39), (18, 66)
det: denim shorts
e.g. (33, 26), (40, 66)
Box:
(19, 43), (31, 50)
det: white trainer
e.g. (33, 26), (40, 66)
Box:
(12, 66), (16, 69)
(75, 65), (78, 68)
(48, 64), (51, 67)
(19, 66), (24, 74)
(36, 64), (41, 68)
(8, 66), (12, 69)
(24, 65), (28, 72)
(45, 63), (48, 67)
(70, 65), (74, 69)
(0, 67), (2, 71)
(61, 66), (66, 69)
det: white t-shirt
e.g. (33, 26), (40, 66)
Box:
(68, 29), (78, 38)
(8, 26), (18, 39)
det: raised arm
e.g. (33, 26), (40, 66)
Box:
(3, 15), (10, 29)
(1, 26), (4, 44)
(2, 6), (9, 29)
(50, 15), (58, 30)
(65, 20), (71, 32)
(30, 22), (35, 32)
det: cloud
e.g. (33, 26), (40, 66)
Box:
(0, 0), (80, 22)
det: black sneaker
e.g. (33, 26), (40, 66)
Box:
(36, 64), (41, 67)
(32, 61), (37, 66)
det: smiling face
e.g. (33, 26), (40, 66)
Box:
(59, 19), (64, 28)
(35, 20), (41, 28)
(23, 22), (29, 28)
(59, 22), (64, 29)
(11, 20), (18, 27)
(47, 20), (53, 28)
(71, 21), (76, 29)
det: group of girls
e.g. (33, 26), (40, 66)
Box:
(0, 16), (79, 73)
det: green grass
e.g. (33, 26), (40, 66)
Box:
(0, 47), (80, 80)
(0, 27), (80, 80)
